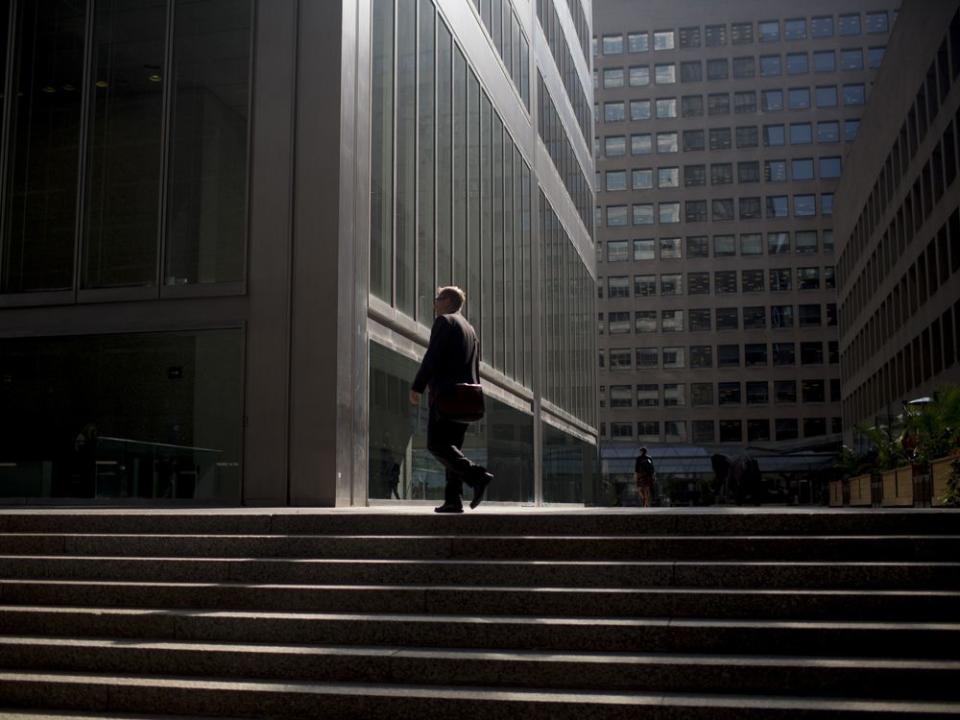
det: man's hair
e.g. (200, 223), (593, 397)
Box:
(437, 286), (465, 312)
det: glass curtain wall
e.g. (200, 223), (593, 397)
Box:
(2, 0), (252, 295)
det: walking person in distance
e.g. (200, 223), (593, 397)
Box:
(635, 447), (656, 508)
(409, 286), (493, 513)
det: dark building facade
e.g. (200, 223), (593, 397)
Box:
(0, 0), (597, 506)
(836, 0), (960, 444)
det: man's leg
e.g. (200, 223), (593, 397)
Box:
(427, 410), (472, 507)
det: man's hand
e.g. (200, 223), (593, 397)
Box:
(409, 390), (422, 406)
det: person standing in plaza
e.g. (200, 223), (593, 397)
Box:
(635, 447), (656, 508)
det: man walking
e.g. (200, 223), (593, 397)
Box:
(410, 286), (493, 513)
(635, 447), (655, 508)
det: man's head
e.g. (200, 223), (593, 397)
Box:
(434, 286), (465, 315)
(639, 447), (647, 456)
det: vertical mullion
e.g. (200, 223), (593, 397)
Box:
(391, 0), (399, 307)
(72, 0), (97, 299)
(448, 37), (454, 286)
(432, 12), (437, 303)
(412, 0), (419, 322)
(0, 0), (17, 284)
(157, 0), (175, 294)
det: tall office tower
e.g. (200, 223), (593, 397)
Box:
(837, 0), (960, 444)
(0, 0), (597, 507)
(593, 0), (899, 497)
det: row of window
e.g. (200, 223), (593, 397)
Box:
(597, 49), (883, 87)
(563, 0), (590, 65)
(599, 232), (834, 261)
(604, 417), (842, 444)
(602, 378), (841, 407)
(537, 73), (594, 238)
(597, 304), (836, 333)
(599, 195), (833, 226)
(603, 334), (837, 373)
(840, 11), (960, 320)
(596, 13), (890, 56)
(473, 0), (530, 108)
(601, 159), (842, 191)
(536, 0), (590, 148)
(599, 122), (859, 159)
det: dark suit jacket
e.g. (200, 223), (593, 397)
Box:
(412, 313), (481, 404)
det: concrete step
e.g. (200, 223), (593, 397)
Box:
(0, 606), (956, 658)
(1, 671), (959, 719)
(2, 579), (957, 621)
(2, 533), (959, 561)
(1, 555), (956, 589)
(1, 509), (959, 537)
(0, 637), (957, 700)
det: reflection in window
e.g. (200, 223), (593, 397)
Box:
(654, 30), (675, 50)
(759, 20), (779, 42)
(629, 65), (650, 86)
(655, 64), (676, 84)
(818, 120), (840, 143)
(815, 86), (838, 108)
(811, 16), (834, 38)
(839, 13), (861, 36)
(814, 50), (835, 72)
(629, 32), (649, 53)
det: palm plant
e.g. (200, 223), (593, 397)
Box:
(854, 419), (908, 472)
(902, 385), (960, 465)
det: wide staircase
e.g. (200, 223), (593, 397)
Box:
(0, 508), (958, 718)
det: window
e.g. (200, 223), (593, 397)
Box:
(815, 86), (838, 108)
(718, 344), (741, 368)
(629, 65), (651, 87)
(709, 127), (732, 150)
(611, 422), (633, 438)
(691, 345), (713, 368)
(631, 99), (652, 120)
(733, 56), (756, 79)
(689, 309), (711, 331)
(742, 269), (765, 291)
(636, 311), (657, 333)
(705, 24), (726, 46)
(838, 14), (861, 36)
(660, 273), (682, 294)
(760, 90), (783, 112)
(796, 230), (818, 254)
(765, 159), (787, 182)
(748, 418), (770, 440)
(684, 164), (706, 186)
(790, 123), (812, 144)
(771, 305), (794, 328)
(606, 170), (627, 192)
(607, 239), (630, 261)
(609, 312), (631, 334)
(708, 93), (731, 115)
(788, 87), (810, 110)
(655, 64), (676, 84)
(734, 91), (757, 114)
(744, 306), (766, 329)
(786, 53), (808, 74)
(732, 22), (753, 44)
(692, 386), (714, 408)
(653, 30), (675, 50)
(843, 83), (865, 105)
(802, 379), (825, 403)
(840, 48), (863, 70)
(759, 20), (780, 42)
(865, 11), (888, 34)
(608, 276), (630, 297)
(660, 236), (682, 257)
(817, 120), (840, 142)
(687, 236), (709, 257)
(662, 347), (685, 368)
(739, 197), (762, 219)
(606, 205), (629, 226)
(634, 239), (655, 260)
(811, 16), (834, 38)
(745, 345), (768, 367)
(741, 234), (763, 255)
(760, 55), (782, 76)
(711, 163), (734, 185)
(820, 156), (842, 178)
(844, 119), (860, 142)
(822, 230), (834, 253)
(813, 50), (835, 73)
(680, 95), (703, 117)
(707, 59), (729, 81)
(714, 235), (736, 257)
(717, 307), (739, 329)
(776, 418), (799, 440)
(636, 348), (658, 368)
(658, 167), (680, 188)
(764, 124), (785, 146)
(659, 202), (681, 223)
(773, 342), (796, 365)
(868, 46), (885, 69)
(657, 132), (679, 153)
(632, 133), (653, 155)
(799, 303), (822, 327)
(679, 25), (702, 48)
(766, 195), (788, 217)
(739, 160), (761, 183)
(804, 418), (827, 437)
(798, 267), (820, 290)
(656, 98), (678, 118)
(824, 266), (835, 288)
(681, 61), (703, 83)
(712, 198), (735, 221)
(637, 384), (659, 406)
(604, 101), (626, 122)
(628, 32), (649, 53)
(662, 309), (684, 332)
(634, 274), (656, 295)
(603, 34), (624, 54)
(794, 194), (816, 217)
(604, 68), (624, 88)
(633, 203), (655, 224)
(736, 126), (759, 148)
(801, 341), (824, 364)
(719, 382), (742, 405)
(785, 18), (806, 40)
(770, 268), (792, 290)
(792, 158), (814, 180)
(605, 135), (626, 156)
(689, 272), (710, 294)
(609, 385), (632, 408)
(776, 381), (798, 404)
(638, 421), (660, 441)
(632, 168), (653, 189)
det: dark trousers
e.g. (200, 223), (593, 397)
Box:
(427, 406), (477, 506)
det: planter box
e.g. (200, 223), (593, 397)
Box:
(829, 479), (843, 507)
(848, 473), (872, 506)
(881, 466), (913, 507)
(932, 455), (959, 507)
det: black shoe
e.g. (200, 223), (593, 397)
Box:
(470, 470), (493, 509)
(434, 503), (464, 514)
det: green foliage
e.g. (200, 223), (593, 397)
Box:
(902, 385), (960, 465)
(853, 421), (907, 472)
(941, 457), (960, 508)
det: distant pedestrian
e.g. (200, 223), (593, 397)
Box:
(635, 447), (655, 507)
(409, 286), (493, 513)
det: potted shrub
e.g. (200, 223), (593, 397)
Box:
(902, 386), (960, 507)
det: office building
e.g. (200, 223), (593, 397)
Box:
(0, 0), (597, 506)
(593, 0), (897, 494)
(837, 0), (960, 442)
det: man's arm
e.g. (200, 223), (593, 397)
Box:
(411, 316), (447, 395)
